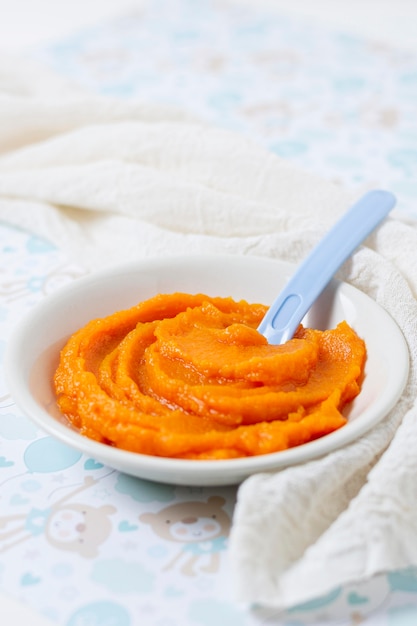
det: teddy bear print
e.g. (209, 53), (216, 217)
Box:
(140, 496), (231, 577)
(0, 476), (116, 558)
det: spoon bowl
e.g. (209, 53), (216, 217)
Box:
(258, 190), (396, 344)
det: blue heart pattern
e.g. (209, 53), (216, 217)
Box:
(84, 458), (104, 470)
(118, 520), (139, 532)
(21, 572), (41, 586)
(348, 591), (369, 605)
(0, 456), (14, 467)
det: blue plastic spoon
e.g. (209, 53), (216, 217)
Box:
(258, 189), (396, 345)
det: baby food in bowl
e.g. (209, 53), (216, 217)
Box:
(54, 292), (366, 460)
(5, 255), (408, 485)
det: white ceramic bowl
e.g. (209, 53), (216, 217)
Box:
(5, 255), (409, 486)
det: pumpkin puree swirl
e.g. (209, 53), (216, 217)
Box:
(54, 293), (366, 460)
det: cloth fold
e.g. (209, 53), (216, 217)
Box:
(1, 55), (417, 609)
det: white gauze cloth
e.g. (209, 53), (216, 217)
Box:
(1, 56), (417, 609)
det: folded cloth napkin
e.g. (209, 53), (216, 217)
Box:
(1, 55), (417, 609)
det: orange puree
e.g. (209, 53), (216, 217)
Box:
(54, 293), (366, 460)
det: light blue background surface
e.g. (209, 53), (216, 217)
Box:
(1, 1), (417, 624)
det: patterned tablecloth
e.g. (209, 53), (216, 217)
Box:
(1, 1), (417, 624)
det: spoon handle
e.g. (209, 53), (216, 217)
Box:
(258, 189), (396, 345)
